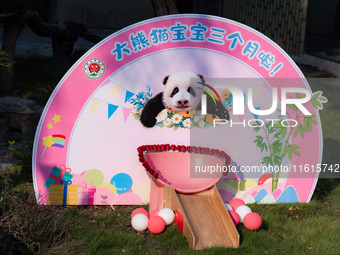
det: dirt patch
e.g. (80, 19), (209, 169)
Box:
(298, 64), (337, 78)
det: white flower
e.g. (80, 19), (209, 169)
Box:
(164, 118), (172, 127)
(198, 120), (205, 128)
(156, 109), (168, 122)
(183, 118), (191, 128)
(171, 113), (183, 124)
(193, 115), (201, 123)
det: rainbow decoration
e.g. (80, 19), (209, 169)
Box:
(51, 134), (66, 148)
(197, 82), (223, 106)
(41, 134), (66, 157)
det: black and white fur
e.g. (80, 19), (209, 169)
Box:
(140, 71), (229, 128)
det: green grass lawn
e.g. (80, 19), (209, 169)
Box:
(1, 58), (339, 254)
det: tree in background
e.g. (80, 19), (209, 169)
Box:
(0, 0), (101, 96)
(152, 0), (179, 16)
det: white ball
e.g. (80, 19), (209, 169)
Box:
(224, 203), (233, 211)
(158, 208), (175, 225)
(131, 214), (148, 231)
(235, 205), (252, 223)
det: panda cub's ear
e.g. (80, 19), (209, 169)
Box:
(163, 75), (169, 85)
(198, 74), (205, 85)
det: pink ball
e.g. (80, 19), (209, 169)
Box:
(243, 212), (262, 230)
(149, 209), (160, 219)
(131, 208), (148, 219)
(229, 198), (245, 210)
(228, 210), (240, 226)
(147, 215), (165, 234)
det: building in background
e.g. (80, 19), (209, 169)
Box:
(30, 0), (339, 60)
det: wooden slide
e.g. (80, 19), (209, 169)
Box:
(164, 185), (239, 250)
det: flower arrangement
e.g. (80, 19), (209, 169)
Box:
(129, 85), (153, 120)
(137, 144), (231, 179)
(155, 109), (221, 130)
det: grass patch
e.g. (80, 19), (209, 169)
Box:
(1, 59), (339, 254)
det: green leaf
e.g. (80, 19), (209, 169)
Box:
(274, 129), (282, 138)
(319, 96), (327, 102)
(251, 121), (259, 127)
(288, 147), (292, 160)
(312, 91), (321, 100)
(292, 149), (301, 156)
(304, 117), (309, 129)
(268, 126), (276, 134)
(273, 141), (282, 155)
(311, 101), (317, 109)
(254, 135), (264, 148)
(310, 118), (317, 124)
(315, 99), (322, 107)
(290, 144), (300, 149)
(294, 126), (300, 137)
(306, 114), (316, 119)
(296, 93), (302, 99)
(254, 136), (263, 144)
(300, 123), (307, 131)
(265, 121), (271, 128)
(263, 143), (268, 152)
(308, 118), (312, 131)
(253, 126), (261, 132)
(273, 139), (280, 145)
(267, 119), (275, 126)
(280, 127), (287, 140)
(282, 146), (289, 157)
(300, 127), (305, 138)
(261, 156), (271, 166)
(274, 155), (282, 165)
(287, 104), (298, 111)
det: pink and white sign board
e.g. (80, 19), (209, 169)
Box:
(32, 14), (323, 205)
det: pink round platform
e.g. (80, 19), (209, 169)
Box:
(144, 151), (224, 194)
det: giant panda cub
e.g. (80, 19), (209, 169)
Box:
(140, 71), (229, 128)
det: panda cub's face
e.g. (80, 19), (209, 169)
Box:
(162, 71), (204, 112)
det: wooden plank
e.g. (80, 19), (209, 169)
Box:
(210, 186), (239, 248)
(163, 185), (197, 248)
(178, 186), (239, 249)
(164, 185), (239, 249)
(163, 185), (173, 209)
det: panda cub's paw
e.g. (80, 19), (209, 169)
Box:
(140, 93), (165, 128)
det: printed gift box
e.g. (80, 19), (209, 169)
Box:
(48, 180), (82, 205)
(44, 165), (73, 188)
(78, 184), (97, 205)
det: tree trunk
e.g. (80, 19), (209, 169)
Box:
(0, 5), (103, 94)
(0, 18), (25, 96)
(152, 0), (179, 16)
